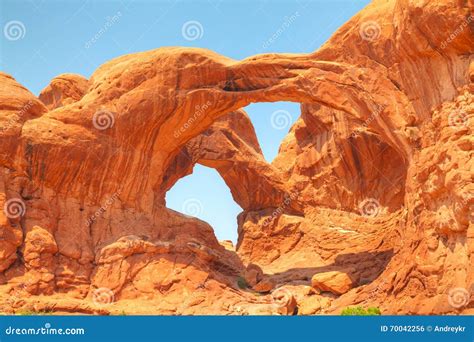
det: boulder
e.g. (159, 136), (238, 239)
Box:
(311, 269), (358, 295)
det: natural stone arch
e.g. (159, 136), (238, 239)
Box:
(0, 0), (472, 315)
(161, 108), (304, 213)
(20, 49), (415, 214)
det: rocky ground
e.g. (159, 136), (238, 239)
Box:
(0, 0), (472, 315)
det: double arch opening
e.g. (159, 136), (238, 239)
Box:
(165, 98), (408, 245)
(166, 101), (301, 244)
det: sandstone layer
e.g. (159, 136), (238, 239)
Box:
(0, 0), (472, 315)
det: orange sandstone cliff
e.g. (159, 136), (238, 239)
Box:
(0, 0), (472, 315)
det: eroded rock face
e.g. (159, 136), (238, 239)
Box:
(0, 0), (472, 315)
(311, 269), (358, 295)
(38, 74), (89, 110)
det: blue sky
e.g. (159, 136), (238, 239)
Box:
(1, 0), (370, 243)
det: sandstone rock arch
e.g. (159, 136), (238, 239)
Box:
(0, 0), (472, 315)
(16, 49), (415, 211)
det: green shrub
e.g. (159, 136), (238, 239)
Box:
(236, 276), (249, 289)
(111, 310), (127, 316)
(341, 306), (381, 316)
(366, 307), (381, 315)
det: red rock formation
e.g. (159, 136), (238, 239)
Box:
(163, 109), (302, 212)
(0, 0), (472, 315)
(38, 74), (89, 110)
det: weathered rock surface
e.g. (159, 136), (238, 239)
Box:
(311, 269), (357, 295)
(38, 74), (89, 110)
(0, 0), (472, 315)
